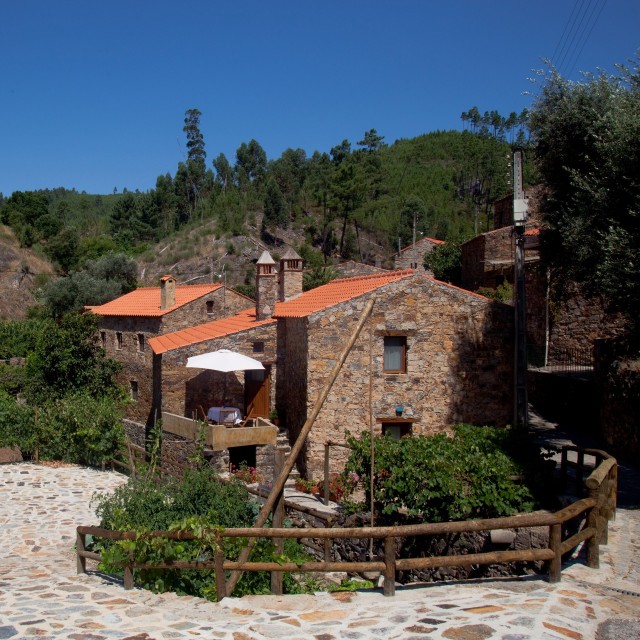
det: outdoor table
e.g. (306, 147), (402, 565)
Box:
(207, 406), (242, 424)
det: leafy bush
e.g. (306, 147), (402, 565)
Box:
(92, 467), (309, 599)
(0, 390), (35, 450)
(345, 424), (553, 523)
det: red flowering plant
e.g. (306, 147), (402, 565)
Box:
(314, 471), (360, 503)
(230, 463), (259, 484)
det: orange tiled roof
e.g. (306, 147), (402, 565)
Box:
(524, 227), (541, 236)
(89, 284), (222, 317)
(273, 270), (415, 318)
(148, 308), (275, 355)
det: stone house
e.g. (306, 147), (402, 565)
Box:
(461, 187), (626, 365)
(89, 276), (253, 423)
(144, 252), (514, 480)
(393, 236), (445, 270)
(272, 270), (514, 478)
(146, 249), (304, 424)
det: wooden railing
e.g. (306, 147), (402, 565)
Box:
(77, 445), (617, 598)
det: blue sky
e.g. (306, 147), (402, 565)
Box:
(1, 0), (638, 197)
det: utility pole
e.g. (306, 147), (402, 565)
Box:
(513, 149), (528, 430)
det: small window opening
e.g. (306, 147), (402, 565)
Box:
(253, 341), (265, 353)
(130, 380), (138, 401)
(137, 333), (145, 352)
(100, 331), (106, 349)
(382, 423), (412, 440)
(116, 332), (123, 350)
(383, 336), (407, 373)
(206, 300), (214, 314)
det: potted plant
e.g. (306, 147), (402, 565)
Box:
(269, 408), (279, 426)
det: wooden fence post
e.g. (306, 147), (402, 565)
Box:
(76, 530), (86, 575)
(123, 563), (134, 590)
(215, 532), (227, 601)
(586, 499), (600, 569)
(383, 536), (396, 596)
(548, 523), (562, 583)
(271, 449), (285, 596)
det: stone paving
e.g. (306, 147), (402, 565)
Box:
(1, 460), (639, 640)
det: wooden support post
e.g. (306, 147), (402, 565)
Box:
(586, 501), (600, 569)
(225, 298), (376, 595)
(324, 538), (332, 563)
(215, 545), (226, 601)
(76, 531), (86, 575)
(271, 449), (285, 596)
(123, 564), (134, 590)
(548, 523), (562, 583)
(383, 536), (396, 596)
(324, 443), (330, 506)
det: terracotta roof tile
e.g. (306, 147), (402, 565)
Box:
(273, 270), (415, 318)
(149, 308), (275, 355)
(89, 284), (223, 317)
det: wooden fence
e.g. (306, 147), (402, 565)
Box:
(77, 444), (617, 599)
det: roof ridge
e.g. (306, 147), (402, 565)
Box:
(329, 269), (414, 285)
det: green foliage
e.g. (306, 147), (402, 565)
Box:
(0, 319), (50, 359)
(92, 467), (309, 599)
(0, 390), (35, 450)
(303, 264), (339, 291)
(41, 253), (138, 318)
(529, 59), (640, 328)
(34, 392), (124, 465)
(477, 280), (513, 303)
(345, 425), (553, 523)
(0, 389), (123, 465)
(24, 313), (121, 404)
(424, 242), (462, 285)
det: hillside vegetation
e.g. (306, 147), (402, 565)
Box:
(0, 120), (535, 319)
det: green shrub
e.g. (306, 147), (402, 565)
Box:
(345, 424), (553, 523)
(91, 467), (309, 599)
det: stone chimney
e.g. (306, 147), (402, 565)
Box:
(255, 251), (277, 320)
(278, 247), (303, 301)
(160, 275), (176, 310)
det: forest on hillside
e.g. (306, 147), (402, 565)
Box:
(0, 107), (534, 281)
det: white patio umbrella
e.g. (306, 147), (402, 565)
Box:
(186, 349), (264, 372)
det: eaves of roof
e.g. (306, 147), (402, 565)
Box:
(148, 308), (275, 355)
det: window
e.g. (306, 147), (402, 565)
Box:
(116, 332), (123, 350)
(130, 380), (138, 401)
(382, 423), (412, 440)
(206, 300), (214, 315)
(100, 331), (106, 349)
(137, 333), (145, 352)
(383, 336), (407, 373)
(252, 341), (265, 353)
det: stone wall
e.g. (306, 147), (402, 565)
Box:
(595, 338), (640, 462)
(157, 323), (277, 420)
(394, 237), (441, 270)
(97, 287), (252, 422)
(548, 281), (627, 363)
(288, 274), (514, 479)
(122, 418), (284, 479)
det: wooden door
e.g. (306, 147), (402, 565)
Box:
(244, 366), (270, 418)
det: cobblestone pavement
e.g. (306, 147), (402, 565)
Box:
(1, 460), (639, 640)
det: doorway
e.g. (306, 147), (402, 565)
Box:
(244, 366), (270, 418)
(229, 445), (257, 470)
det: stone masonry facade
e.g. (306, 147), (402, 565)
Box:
(278, 273), (514, 479)
(96, 286), (252, 423)
(155, 323), (277, 421)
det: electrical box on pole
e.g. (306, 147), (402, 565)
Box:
(513, 149), (528, 430)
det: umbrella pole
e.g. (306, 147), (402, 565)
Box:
(224, 297), (376, 596)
